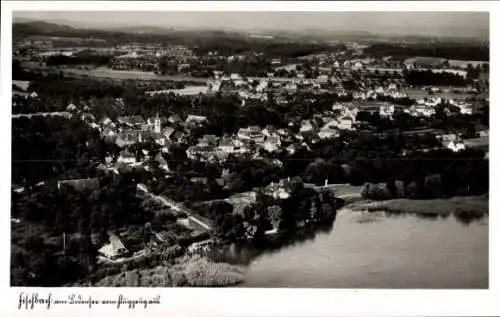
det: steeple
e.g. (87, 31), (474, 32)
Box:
(154, 112), (161, 133)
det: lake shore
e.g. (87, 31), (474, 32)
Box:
(342, 194), (488, 219)
(89, 255), (245, 287)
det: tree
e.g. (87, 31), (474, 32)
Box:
(407, 181), (420, 198)
(395, 180), (406, 198)
(267, 205), (282, 230)
(424, 174), (442, 198)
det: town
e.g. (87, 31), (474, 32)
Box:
(11, 13), (489, 288)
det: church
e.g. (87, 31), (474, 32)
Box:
(115, 113), (172, 148)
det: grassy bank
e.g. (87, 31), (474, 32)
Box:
(91, 255), (245, 287)
(344, 194), (488, 219)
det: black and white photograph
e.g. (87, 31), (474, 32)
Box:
(7, 5), (492, 293)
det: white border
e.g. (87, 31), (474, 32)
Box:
(1, 2), (498, 317)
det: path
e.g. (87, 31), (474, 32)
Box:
(137, 184), (213, 231)
(12, 112), (72, 119)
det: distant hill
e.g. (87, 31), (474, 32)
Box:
(13, 21), (77, 35)
(102, 25), (172, 35)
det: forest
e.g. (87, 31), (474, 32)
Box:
(364, 43), (489, 61)
(11, 116), (116, 188)
(11, 171), (151, 286)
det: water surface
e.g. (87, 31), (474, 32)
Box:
(231, 210), (488, 288)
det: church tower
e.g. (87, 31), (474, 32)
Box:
(154, 112), (161, 133)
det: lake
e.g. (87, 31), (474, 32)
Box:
(228, 209), (488, 288)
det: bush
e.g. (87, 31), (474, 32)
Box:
(407, 181), (420, 198)
(362, 183), (392, 200)
(395, 180), (405, 198)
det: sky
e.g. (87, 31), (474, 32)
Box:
(13, 11), (489, 38)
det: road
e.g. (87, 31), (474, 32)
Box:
(12, 112), (72, 119)
(137, 184), (213, 231)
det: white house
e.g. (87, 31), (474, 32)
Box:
(187, 239), (214, 254)
(117, 151), (136, 164)
(66, 103), (77, 112)
(98, 233), (128, 260)
(218, 137), (235, 154)
(230, 73), (242, 80)
(263, 136), (281, 152)
(285, 81), (298, 91)
(353, 61), (363, 69)
(338, 116), (354, 130)
(299, 120), (315, 133)
(446, 141), (465, 152)
(379, 104), (395, 118)
(316, 75), (329, 83)
(185, 115), (208, 125)
(332, 102), (345, 111)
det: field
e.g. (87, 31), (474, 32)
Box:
(23, 63), (209, 83)
(62, 67), (209, 83)
(404, 88), (487, 100)
(447, 60), (489, 69)
(404, 56), (447, 66)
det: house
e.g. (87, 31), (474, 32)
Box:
(387, 83), (398, 90)
(102, 126), (116, 137)
(199, 134), (218, 147)
(366, 90), (377, 100)
(299, 120), (315, 133)
(450, 100), (473, 115)
(316, 75), (329, 83)
(262, 125), (278, 137)
(459, 105), (473, 115)
(285, 82), (298, 91)
(187, 239), (214, 254)
(264, 179), (292, 200)
(318, 128), (339, 140)
(353, 61), (363, 69)
(389, 91), (407, 99)
(132, 115), (145, 126)
(446, 141), (465, 152)
(117, 151), (136, 164)
(424, 97), (442, 107)
(339, 116), (354, 130)
(186, 145), (215, 161)
(230, 73), (242, 80)
(353, 91), (367, 100)
(154, 153), (170, 172)
(263, 135), (281, 152)
(375, 86), (385, 94)
(66, 103), (77, 112)
(89, 122), (100, 131)
(98, 233), (128, 260)
(439, 134), (458, 143)
(256, 79), (268, 92)
(271, 58), (281, 65)
(237, 126), (263, 141)
(162, 126), (175, 140)
(99, 116), (113, 127)
(185, 114), (208, 125)
(167, 114), (182, 125)
(379, 104), (395, 118)
(116, 116), (133, 126)
(479, 130), (489, 138)
(218, 136), (235, 153)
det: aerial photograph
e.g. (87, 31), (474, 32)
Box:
(10, 11), (489, 288)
